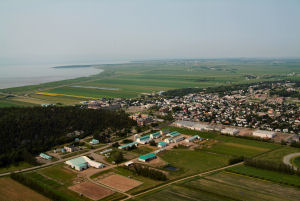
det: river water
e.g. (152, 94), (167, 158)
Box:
(0, 64), (104, 89)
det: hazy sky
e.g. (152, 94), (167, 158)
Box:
(0, 0), (300, 65)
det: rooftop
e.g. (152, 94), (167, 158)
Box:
(139, 153), (156, 160)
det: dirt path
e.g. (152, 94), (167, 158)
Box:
(283, 152), (300, 170)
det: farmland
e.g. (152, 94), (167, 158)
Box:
(227, 165), (300, 187)
(132, 171), (300, 201)
(0, 177), (49, 201)
(2, 59), (300, 105)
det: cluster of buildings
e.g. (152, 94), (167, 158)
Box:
(130, 114), (154, 126)
(65, 156), (105, 171)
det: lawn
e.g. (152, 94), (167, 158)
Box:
(37, 164), (77, 186)
(129, 146), (154, 155)
(227, 165), (300, 187)
(158, 149), (230, 178)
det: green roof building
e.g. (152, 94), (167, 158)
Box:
(138, 153), (157, 162)
(118, 142), (138, 150)
(39, 153), (52, 160)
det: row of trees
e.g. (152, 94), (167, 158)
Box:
(244, 158), (300, 176)
(126, 164), (167, 181)
(0, 106), (136, 167)
(10, 173), (72, 201)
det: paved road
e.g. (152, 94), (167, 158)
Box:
(0, 129), (151, 177)
(283, 152), (300, 170)
(121, 162), (244, 201)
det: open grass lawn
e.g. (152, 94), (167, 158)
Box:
(0, 162), (33, 174)
(255, 146), (300, 163)
(292, 156), (300, 168)
(158, 149), (230, 178)
(133, 171), (300, 201)
(0, 98), (36, 107)
(0, 177), (50, 201)
(227, 165), (300, 187)
(37, 164), (77, 186)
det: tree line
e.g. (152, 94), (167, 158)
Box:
(0, 106), (136, 167)
(125, 164), (167, 181)
(244, 158), (300, 176)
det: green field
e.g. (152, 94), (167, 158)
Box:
(227, 165), (300, 187)
(165, 126), (280, 158)
(158, 149), (230, 178)
(0, 162), (33, 174)
(292, 156), (300, 168)
(132, 171), (300, 201)
(2, 59), (300, 104)
(255, 146), (300, 163)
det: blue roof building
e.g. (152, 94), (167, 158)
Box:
(90, 139), (99, 145)
(138, 153), (157, 162)
(40, 153), (52, 160)
(118, 142), (139, 150)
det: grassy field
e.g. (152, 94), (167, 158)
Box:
(158, 149), (230, 178)
(165, 126), (280, 158)
(37, 164), (77, 186)
(0, 97), (36, 107)
(132, 171), (300, 201)
(2, 59), (299, 104)
(255, 146), (300, 163)
(23, 171), (91, 201)
(0, 177), (50, 201)
(0, 162), (33, 174)
(292, 156), (300, 168)
(227, 165), (300, 187)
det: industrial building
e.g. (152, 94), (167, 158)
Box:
(118, 142), (138, 150)
(173, 136), (185, 143)
(221, 128), (240, 136)
(167, 131), (181, 138)
(65, 156), (105, 171)
(90, 139), (99, 145)
(253, 130), (276, 138)
(150, 131), (162, 139)
(136, 135), (151, 144)
(138, 153), (157, 162)
(40, 153), (52, 160)
(185, 135), (201, 142)
(157, 141), (168, 148)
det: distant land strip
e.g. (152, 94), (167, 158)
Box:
(71, 85), (119, 91)
(35, 92), (97, 99)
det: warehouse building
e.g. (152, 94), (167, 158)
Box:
(173, 136), (185, 143)
(150, 131), (162, 139)
(40, 153), (52, 160)
(157, 141), (168, 148)
(118, 142), (138, 150)
(253, 130), (276, 138)
(164, 137), (173, 144)
(185, 135), (201, 142)
(138, 153), (157, 162)
(167, 131), (181, 138)
(136, 135), (151, 144)
(65, 156), (105, 171)
(90, 139), (99, 145)
(221, 128), (240, 136)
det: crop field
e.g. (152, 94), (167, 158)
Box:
(2, 59), (299, 104)
(0, 177), (49, 201)
(227, 165), (300, 187)
(23, 171), (91, 201)
(92, 166), (164, 195)
(158, 149), (230, 178)
(0, 161), (33, 174)
(133, 171), (300, 201)
(97, 173), (143, 192)
(69, 181), (114, 201)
